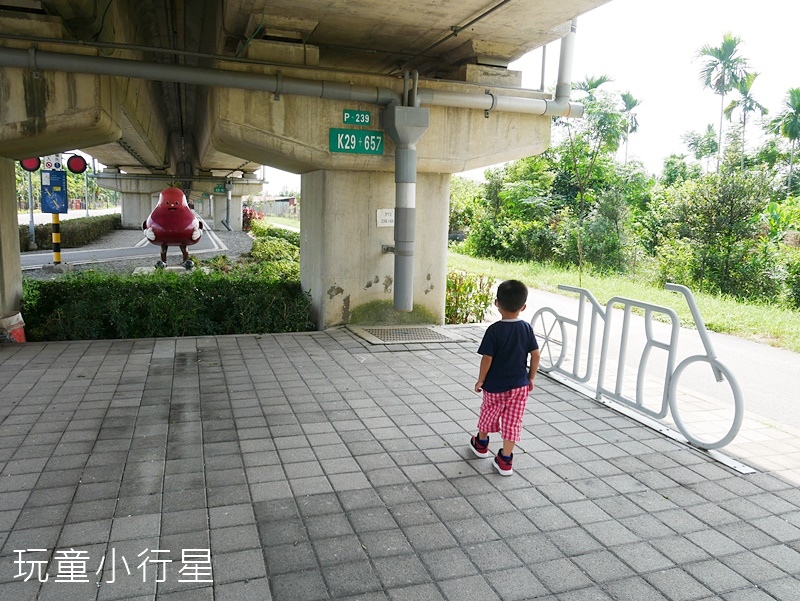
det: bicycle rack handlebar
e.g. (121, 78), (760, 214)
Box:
(665, 283), (723, 382)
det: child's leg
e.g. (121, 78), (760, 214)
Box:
(476, 391), (503, 438)
(499, 385), (529, 456)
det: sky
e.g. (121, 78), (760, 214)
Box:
(263, 0), (800, 192)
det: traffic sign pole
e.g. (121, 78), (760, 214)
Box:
(52, 214), (61, 265)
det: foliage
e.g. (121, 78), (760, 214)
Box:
(249, 237), (299, 263)
(445, 270), (494, 324)
(18, 214), (121, 252)
(250, 220), (300, 246)
(660, 155), (702, 187)
(242, 206), (265, 231)
(770, 87), (800, 195)
(787, 249), (800, 310)
(22, 270), (313, 341)
(22, 214), (314, 341)
(448, 250), (800, 354)
(764, 196), (800, 240)
(697, 32), (749, 164)
(448, 176), (484, 235)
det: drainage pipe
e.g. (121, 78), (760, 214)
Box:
(383, 105), (430, 311)
(0, 44), (582, 117)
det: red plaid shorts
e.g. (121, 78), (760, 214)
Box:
(477, 384), (531, 442)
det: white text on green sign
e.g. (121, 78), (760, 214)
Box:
(329, 129), (384, 155)
(343, 110), (371, 125)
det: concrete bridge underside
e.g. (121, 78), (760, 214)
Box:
(0, 0), (610, 328)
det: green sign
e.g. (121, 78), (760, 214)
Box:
(214, 184), (226, 193)
(343, 109), (371, 125)
(329, 129), (384, 155)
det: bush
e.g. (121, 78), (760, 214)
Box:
(249, 237), (299, 263)
(445, 270), (494, 324)
(249, 220), (301, 247)
(19, 214), (121, 251)
(786, 250), (800, 310)
(242, 207), (265, 232)
(22, 269), (314, 341)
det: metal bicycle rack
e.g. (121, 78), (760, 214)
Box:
(531, 283), (745, 451)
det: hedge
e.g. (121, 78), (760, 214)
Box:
(22, 269), (314, 341)
(19, 214), (122, 252)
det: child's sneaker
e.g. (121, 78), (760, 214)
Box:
(494, 451), (513, 475)
(470, 436), (490, 458)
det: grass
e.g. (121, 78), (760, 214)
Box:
(264, 216), (300, 230)
(448, 251), (800, 354)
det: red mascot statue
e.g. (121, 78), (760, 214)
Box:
(143, 187), (203, 269)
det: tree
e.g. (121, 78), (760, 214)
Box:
(697, 33), (749, 170)
(620, 91), (641, 165)
(448, 176), (484, 234)
(572, 74), (613, 102)
(660, 154), (702, 187)
(682, 124), (719, 172)
(771, 87), (800, 195)
(724, 72), (768, 168)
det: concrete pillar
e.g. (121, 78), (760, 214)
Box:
(301, 169), (448, 330)
(0, 158), (23, 315)
(120, 192), (157, 229)
(211, 194), (243, 231)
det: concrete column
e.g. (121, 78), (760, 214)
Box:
(120, 192), (158, 229)
(301, 169), (448, 330)
(0, 158), (23, 315)
(212, 194), (243, 231)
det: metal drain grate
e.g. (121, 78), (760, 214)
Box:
(347, 325), (467, 345)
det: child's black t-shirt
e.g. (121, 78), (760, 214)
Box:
(477, 319), (539, 393)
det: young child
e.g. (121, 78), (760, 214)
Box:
(470, 279), (540, 475)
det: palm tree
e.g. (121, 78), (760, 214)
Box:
(620, 91), (641, 165)
(771, 88), (800, 195)
(724, 72), (768, 168)
(573, 74), (613, 102)
(697, 33), (749, 170)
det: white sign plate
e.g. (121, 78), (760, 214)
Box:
(377, 209), (394, 227)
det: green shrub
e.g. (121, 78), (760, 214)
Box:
(249, 237), (300, 263)
(22, 269), (314, 341)
(249, 220), (300, 247)
(19, 214), (121, 251)
(787, 250), (800, 310)
(445, 270), (494, 324)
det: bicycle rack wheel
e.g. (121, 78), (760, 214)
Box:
(531, 307), (567, 371)
(667, 355), (744, 450)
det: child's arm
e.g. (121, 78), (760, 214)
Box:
(475, 354), (493, 392)
(528, 349), (541, 388)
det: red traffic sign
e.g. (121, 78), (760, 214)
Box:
(19, 158), (41, 172)
(67, 155), (88, 174)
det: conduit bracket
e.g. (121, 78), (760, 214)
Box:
(27, 47), (39, 77)
(381, 245), (395, 254)
(484, 89), (496, 119)
(274, 70), (282, 101)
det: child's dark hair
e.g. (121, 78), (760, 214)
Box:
(496, 279), (528, 312)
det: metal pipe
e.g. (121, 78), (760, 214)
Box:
(0, 47), (402, 105)
(383, 106), (430, 312)
(0, 46), (582, 117)
(26, 171), (36, 250)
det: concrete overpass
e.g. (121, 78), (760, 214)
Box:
(0, 0), (610, 329)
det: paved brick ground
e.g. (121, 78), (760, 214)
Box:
(1, 328), (799, 600)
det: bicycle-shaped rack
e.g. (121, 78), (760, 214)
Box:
(531, 283), (744, 450)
